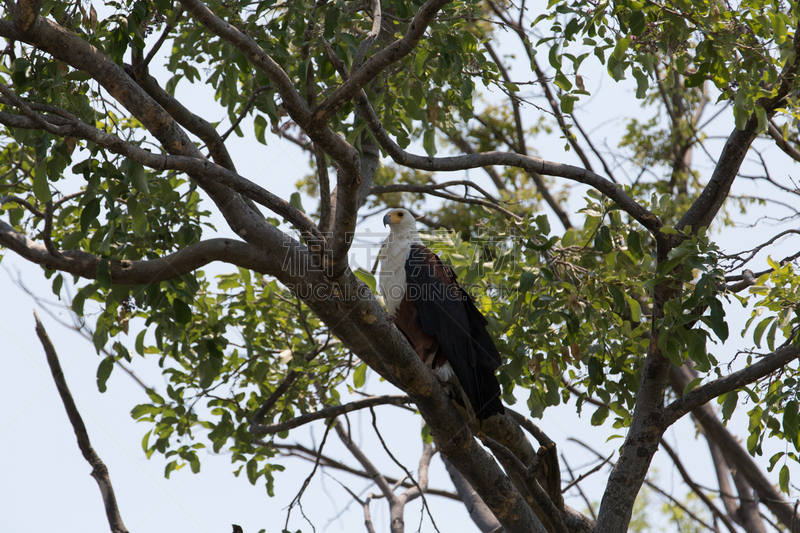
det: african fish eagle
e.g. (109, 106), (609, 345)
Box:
(379, 208), (505, 419)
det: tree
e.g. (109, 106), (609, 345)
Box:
(1, 0), (800, 531)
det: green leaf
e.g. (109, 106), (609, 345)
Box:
(632, 68), (649, 99)
(33, 167), (52, 203)
(560, 94), (577, 114)
(709, 299), (729, 342)
(52, 273), (63, 299)
(683, 377), (703, 395)
(354, 268), (376, 292)
(626, 230), (644, 258)
(81, 198), (101, 234)
(323, 6), (339, 38)
(722, 391), (739, 421)
(128, 162), (149, 194)
(135, 329), (146, 356)
(247, 458), (259, 485)
(97, 356), (114, 393)
(96, 259), (112, 289)
(518, 271), (536, 294)
(146, 388), (165, 404)
(72, 292), (85, 316)
(591, 406), (609, 425)
(561, 229), (575, 247)
(173, 298), (192, 324)
(423, 128), (436, 157)
(421, 423), (433, 444)
(755, 105), (768, 133)
(289, 192), (305, 214)
(131, 201), (147, 236)
(254, 114), (268, 145)
(767, 320), (778, 352)
(607, 37), (630, 81)
(626, 296), (642, 322)
(783, 400), (798, 444)
(779, 464), (790, 493)
(753, 317), (774, 348)
(353, 363), (367, 388)
(554, 72), (572, 91)
(415, 48), (430, 77)
(141, 429), (152, 453)
(768, 451), (785, 472)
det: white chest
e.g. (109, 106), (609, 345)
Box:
(379, 241), (411, 317)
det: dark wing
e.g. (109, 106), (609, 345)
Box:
(403, 244), (504, 418)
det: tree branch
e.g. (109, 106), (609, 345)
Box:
(34, 311), (129, 533)
(370, 182), (521, 221)
(0, 106), (321, 240)
(125, 63), (237, 172)
(659, 439), (739, 533)
(0, 222), (284, 283)
(677, 21), (800, 233)
(479, 436), (562, 533)
(351, 90), (660, 233)
(664, 345), (800, 427)
(313, 0), (451, 123)
(442, 456), (502, 533)
(250, 395), (414, 435)
(669, 365), (800, 532)
(13, 0), (42, 33)
(333, 419), (397, 504)
(274, 442), (460, 500)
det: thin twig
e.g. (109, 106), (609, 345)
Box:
(369, 407), (440, 532)
(251, 394), (414, 435)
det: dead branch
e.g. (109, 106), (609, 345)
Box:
(273, 442), (459, 500)
(659, 439), (739, 533)
(34, 311), (129, 533)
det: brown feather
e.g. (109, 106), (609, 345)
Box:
(393, 295), (448, 370)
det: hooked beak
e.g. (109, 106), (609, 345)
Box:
(383, 213), (391, 227)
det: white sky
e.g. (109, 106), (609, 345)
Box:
(2, 5), (800, 533)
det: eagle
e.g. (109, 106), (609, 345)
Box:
(379, 208), (505, 419)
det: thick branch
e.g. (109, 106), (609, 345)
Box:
(13, 0), (42, 33)
(480, 436), (561, 533)
(0, 222), (280, 283)
(126, 64), (237, 172)
(596, 239), (676, 532)
(34, 312), (129, 533)
(442, 456), (502, 533)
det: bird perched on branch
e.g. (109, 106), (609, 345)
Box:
(379, 208), (504, 419)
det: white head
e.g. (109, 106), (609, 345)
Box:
(382, 208), (419, 238)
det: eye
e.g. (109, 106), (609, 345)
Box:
(397, 212), (404, 217)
